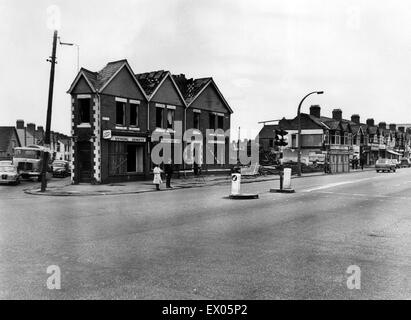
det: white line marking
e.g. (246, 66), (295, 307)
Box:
(302, 177), (380, 192)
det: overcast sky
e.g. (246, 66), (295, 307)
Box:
(1, 0), (411, 138)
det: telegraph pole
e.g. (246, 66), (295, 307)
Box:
(40, 30), (58, 192)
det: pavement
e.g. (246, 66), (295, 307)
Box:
(23, 167), (375, 197)
(1, 166), (409, 299)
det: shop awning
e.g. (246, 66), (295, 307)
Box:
(387, 149), (402, 156)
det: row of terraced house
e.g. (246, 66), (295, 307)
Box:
(258, 105), (411, 173)
(67, 59), (233, 184)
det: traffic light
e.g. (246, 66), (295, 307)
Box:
(274, 129), (288, 147)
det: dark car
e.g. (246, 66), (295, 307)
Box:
(52, 160), (70, 177)
(375, 159), (396, 173)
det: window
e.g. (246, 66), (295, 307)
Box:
(166, 109), (175, 129)
(291, 134), (297, 148)
(156, 107), (164, 128)
(269, 139), (274, 148)
(209, 113), (216, 130)
(78, 98), (91, 123)
(218, 116), (224, 129)
(116, 101), (125, 126)
(130, 103), (139, 126)
(193, 112), (200, 130)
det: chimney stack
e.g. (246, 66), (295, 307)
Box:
(351, 114), (360, 124)
(309, 105), (321, 118)
(389, 123), (396, 132)
(16, 119), (25, 129)
(332, 109), (342, 121)
(398, 126), (405, 133)
(378, 122), (387, 130)
(366, 118), (375, 127)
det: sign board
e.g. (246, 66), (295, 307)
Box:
(111, 136), (146, 143)
(103, 130), (112, 139)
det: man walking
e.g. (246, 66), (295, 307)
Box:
(164, 159), (173, 188)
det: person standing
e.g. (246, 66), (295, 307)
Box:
(153, 165), (163, 190)
(164, 159), (173, 188)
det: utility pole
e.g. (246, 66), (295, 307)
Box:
(40, 30), (58, 192)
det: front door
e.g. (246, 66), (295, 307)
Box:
(77, 141), (92, 183)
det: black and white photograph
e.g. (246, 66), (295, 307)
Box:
(1, 0), (410, 307)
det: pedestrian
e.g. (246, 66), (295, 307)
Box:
(360, 157), (364, 170)
(153, 164), (163, 191)
(164, 159), (173, 188)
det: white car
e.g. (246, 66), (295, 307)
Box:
(0, 161), (20, 185)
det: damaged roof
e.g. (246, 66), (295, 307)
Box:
(135, 70), (169, 97)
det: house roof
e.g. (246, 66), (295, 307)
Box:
(135, 70), (169, 97)
(0, 127), (20, 151)
(172, 74), (233, 113)
(67, 59), (147, 99)
(258, 124), (280, 138)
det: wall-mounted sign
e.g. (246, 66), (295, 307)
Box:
(103, 130), (112, 139)
(111, 136), (146, 143)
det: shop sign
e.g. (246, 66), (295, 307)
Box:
(111, 135), (146, 142)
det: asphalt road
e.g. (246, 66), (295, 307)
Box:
(0, 169), (410, 299)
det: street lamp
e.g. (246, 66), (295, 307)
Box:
(297, 91), (324, 177)
(59, 38), (80, 72)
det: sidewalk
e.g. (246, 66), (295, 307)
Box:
(24, 166), (375, 197)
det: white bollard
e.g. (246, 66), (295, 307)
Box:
(283, 168), (292, 189)
(231, 173), (241, 195)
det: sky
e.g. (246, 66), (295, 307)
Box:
(1, 0), (411, 138)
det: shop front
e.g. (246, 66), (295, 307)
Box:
(327, 145), (350, 174)
(101, 130), (149, 183)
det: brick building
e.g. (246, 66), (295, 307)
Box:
(67, 59), (233, 184)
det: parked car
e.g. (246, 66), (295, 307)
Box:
(390, 159), (401, 169)
(400, 158), (411, 168)
(0, 161), (20, 185)
(52, 160), (70, 177)
(375, 159), (396, 173)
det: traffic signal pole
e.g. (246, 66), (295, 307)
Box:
(40, 30), (58, 192)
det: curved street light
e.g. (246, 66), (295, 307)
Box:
(297, 91), (324, 176)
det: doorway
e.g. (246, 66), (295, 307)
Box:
(77, 141), (92, 183)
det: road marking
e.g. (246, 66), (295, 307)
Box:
(302, 177), (380, 192)
(314, 191), (411, 200)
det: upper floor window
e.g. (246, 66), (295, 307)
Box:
(130, 103), (139, 126)
(217, 115), (224, 129)
(156, 105), (164, 128)
(78, 98), (91, 123)
(116, 101), (126, 126)
(209, 113), (216, 130)
(166, 107), (175, 130)
(193, 112), (200, 130)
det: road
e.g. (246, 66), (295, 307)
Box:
(0, 169), (410, 299)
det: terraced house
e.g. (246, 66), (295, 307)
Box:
(67, 59), (233, 184)
(258, 105), (411, 173)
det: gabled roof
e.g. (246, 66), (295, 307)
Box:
(0, 127), (20, 151)
(172, 74), (233, 113)
(135, 70), (169, 97)
(67, 59), (148, 99)
(135, 71), (187, 105)
(258, 124), (279, 138)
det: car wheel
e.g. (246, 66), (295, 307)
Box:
(376, 170), (379, 173)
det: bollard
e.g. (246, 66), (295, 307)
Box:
(270, 167), (295, 193)
(228, 173), (258, 199)
(231, 173), (241, 195)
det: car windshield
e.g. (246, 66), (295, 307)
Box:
(14, 149), (41, 159)
(377, 159), (389, 164)
(0, 165), (15, 172)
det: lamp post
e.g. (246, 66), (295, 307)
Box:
(40, 30), (58, 192)
(59, 38), (80, 72)
(297, 91), (324, 177)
